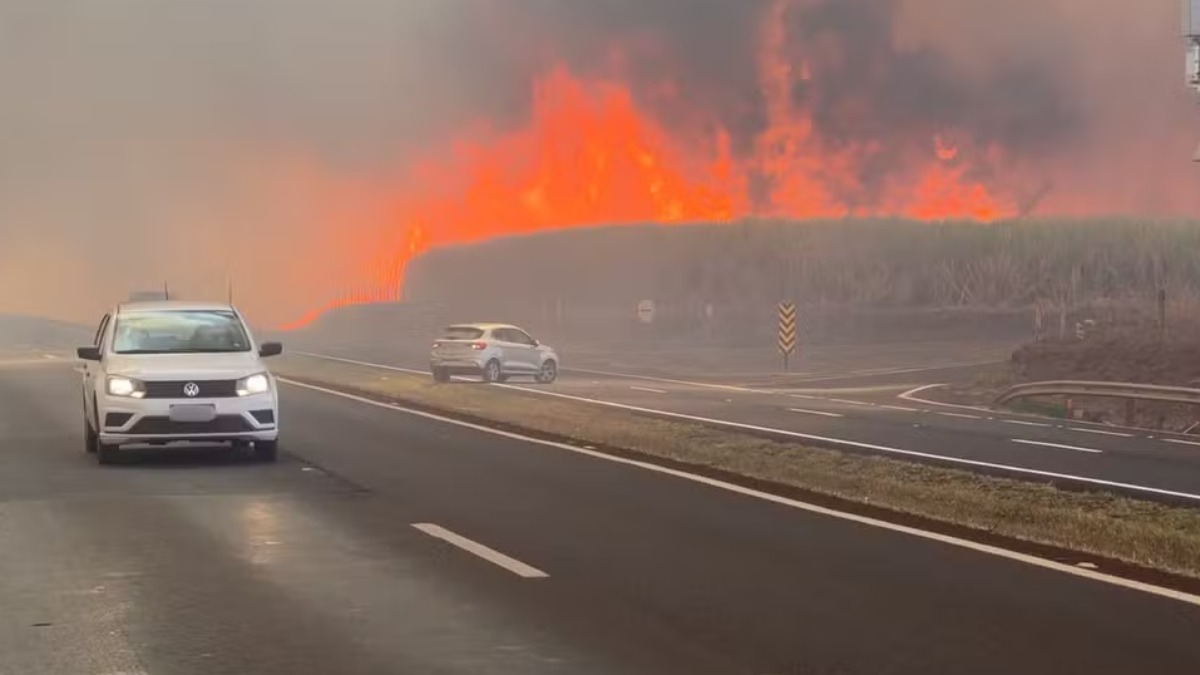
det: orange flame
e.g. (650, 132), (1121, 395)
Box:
(279, 0), (1017, 330)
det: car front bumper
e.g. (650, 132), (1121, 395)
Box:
(98, 392), (279, 445)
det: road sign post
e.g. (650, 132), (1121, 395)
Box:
(777, 302), (797, 371)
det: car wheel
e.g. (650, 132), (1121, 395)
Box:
(535, 360), (558, 384)
(482, 359), (502, 383)
(253, 440), (279, 463)
(432, 367), (450, 383)
(84, 417), (98, 454)
(96, 442), (121, 465)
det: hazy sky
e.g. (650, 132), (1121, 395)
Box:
(0, 0), (1196, 325)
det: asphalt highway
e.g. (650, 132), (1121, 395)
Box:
(298, 343), (1200, 503)
(4, 360), (1200, 674)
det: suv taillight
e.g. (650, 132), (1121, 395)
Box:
(470, 342), (487, 350)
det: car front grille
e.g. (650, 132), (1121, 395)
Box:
(143, 380), (239, 399)
(127, 415), (253, 435)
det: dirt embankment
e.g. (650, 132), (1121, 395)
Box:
(1011, 334), (1200, 386)
(934, 326), (1200, 430)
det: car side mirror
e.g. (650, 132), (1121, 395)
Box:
(258, 342), (283, 358)
(77, 346), (101, 361)
(530, 339), (539, 347)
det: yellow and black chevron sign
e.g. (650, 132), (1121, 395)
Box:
(777, 302), (797, 355)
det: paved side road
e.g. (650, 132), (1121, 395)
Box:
(2, 362), (1200, 674)
(295, 346), (1200, 502)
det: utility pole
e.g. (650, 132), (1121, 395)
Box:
(1187, 0), (1200, 159)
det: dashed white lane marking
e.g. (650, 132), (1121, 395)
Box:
(630, 386), (668, 395)
(284, 376), (1200, 609)
(878, 404), (921, 413)
(828, 398), (872, 407)
(790, 394), (821, 400)
(411, 523), (548, 579)
(1012, 439), (1104, 455)
(1164, 438), (1200, 448)
(788, 408), (844, 418)
(1068, 427), (1134, 439)
(1003, 419), (1053, 428)
(938, 412), (983, 420)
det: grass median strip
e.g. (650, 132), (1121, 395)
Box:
(273, 354), (1200, 582)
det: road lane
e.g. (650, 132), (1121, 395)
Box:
(0, 364), (696, 675)
(8, 360), (1200, 674)
(275, 378), (1200, 674)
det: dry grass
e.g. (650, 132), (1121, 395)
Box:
(274, 354), (1200, 579)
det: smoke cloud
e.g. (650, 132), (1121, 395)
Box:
(0, 0), (1195, 326)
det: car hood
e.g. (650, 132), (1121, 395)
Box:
(105, 352), (265, 381)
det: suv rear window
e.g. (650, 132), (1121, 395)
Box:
(441, 326), (484, 340)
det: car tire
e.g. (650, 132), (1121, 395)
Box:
(253, 440), (279, 463)
(432, 367), (450, 383)
(482, 359), (502, 383)
(96, 442), (121, 465)
(84, 417), (98, 454)
(535, 360), (558, 384)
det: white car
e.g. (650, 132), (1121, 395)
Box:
(430, 323), (559, 384)
(78, 301), (283, 464)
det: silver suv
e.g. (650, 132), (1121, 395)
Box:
(430, 323), (559, 384)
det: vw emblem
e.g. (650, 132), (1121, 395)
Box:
(183, 382), (200, 398)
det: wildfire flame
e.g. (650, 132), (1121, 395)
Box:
(279, 0), (1017, 330)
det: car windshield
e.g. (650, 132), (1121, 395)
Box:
(441, 326), (484, 340)
(113, 310), (251, 354)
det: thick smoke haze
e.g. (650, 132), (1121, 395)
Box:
(0, 0), (1195, 326)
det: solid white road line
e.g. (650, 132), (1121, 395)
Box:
(1003, 419), (1053, 428)
(897, 383), (993, 413)
(296, 351), (428, 375)
(280, 377), (1200, 609)
(1164, 438), (1200, 448)
(788, 408), (844, 418)
(790, 394), (821, 400)
(411, 523), (548, 579)
(1012, 439), (1104, 455)
(630, 386), (669, 395)
(938, 412), (983, 420)
(565, 367), (765, 394)
(1068, 428), (1134, 439)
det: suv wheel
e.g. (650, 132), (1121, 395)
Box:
(482, 359), (502, 383)
(535, 360), (558, 384)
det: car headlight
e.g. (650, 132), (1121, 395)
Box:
(107, 375), (145, 398)
(237, 372), (271, 397)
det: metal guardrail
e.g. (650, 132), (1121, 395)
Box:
(996, 381), (1200, 407)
